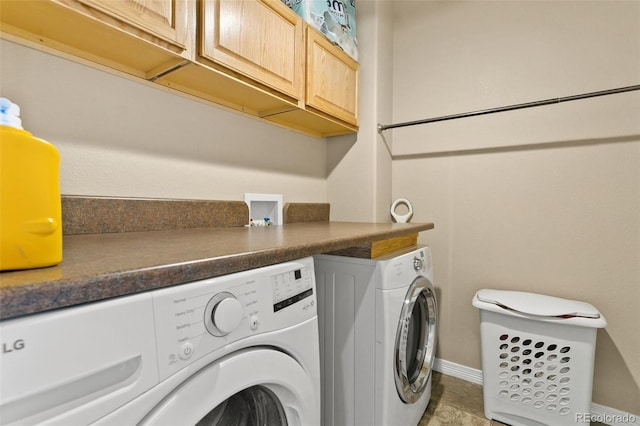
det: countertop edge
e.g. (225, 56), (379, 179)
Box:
(0, 222), (434, 320)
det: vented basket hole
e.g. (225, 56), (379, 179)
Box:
(492, 332), (581, 417)
(483, 317), (599, 425)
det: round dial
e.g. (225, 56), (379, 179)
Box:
(213, 297), (243, 334)
(204, 292), (243, 336)
(413, 257), (424, 271)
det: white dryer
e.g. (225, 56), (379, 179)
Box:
(315, 245), (437, 426)
(0, 258), (320, 426)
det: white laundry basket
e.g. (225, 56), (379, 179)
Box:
(472, 289), (607, 426)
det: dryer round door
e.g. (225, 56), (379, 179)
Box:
(140, 348), (319, 425)
(393, 276), (438, 403)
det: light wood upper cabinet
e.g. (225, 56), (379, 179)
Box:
(1, 0), (358, 137)
(200, 0), (305, 102)
(76, 0), (188, 52)
(306, 27), (359, 127)
(0, 0), (191, 79)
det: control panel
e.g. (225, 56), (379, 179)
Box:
(272, 266), (314, 312)
(151, 257), (316, 380)
(384, 246), (432, 283)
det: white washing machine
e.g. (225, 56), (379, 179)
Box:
(0, 257), (320, 426)
(314, 245), (437, 426)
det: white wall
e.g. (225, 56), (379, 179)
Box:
(391, 0), (640, 414)
(0, 39), (327, 203)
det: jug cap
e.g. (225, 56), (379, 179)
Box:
(0, 98), (23, 129)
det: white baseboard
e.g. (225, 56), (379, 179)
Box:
(589, 403), (640, 426)
(433, 357), (484, 385)
(433, 358), (639, 426)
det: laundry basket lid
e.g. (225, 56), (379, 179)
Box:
(472, 289), (607, 328)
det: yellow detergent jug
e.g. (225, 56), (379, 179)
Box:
(1, 97), (62, 270)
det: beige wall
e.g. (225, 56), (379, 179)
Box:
(327, 0), (394, 223)
(391, 0), (639, 414)
(0, 39), (327, 203)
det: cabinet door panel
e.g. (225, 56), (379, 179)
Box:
(306, 28), (359, 126)
(201, 0), (304, 101)
(77, 0), (187, 49)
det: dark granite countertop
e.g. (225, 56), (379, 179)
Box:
(0, 221), (433, 320)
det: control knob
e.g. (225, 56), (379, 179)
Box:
(413, 256), (424, 271)
(205, 292), (243, 336)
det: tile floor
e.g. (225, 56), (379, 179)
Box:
(419, 372), (502, 426)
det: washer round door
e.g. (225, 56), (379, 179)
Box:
(140, 348), (319, 425)
(394, 276), (438, 403)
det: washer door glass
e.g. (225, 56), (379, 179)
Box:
(394, 276), (437, 403)
(140, 348), (318, 425)
(197, 385), (286, 426)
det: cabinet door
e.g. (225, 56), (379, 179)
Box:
(200, 0), (304, 101)
(306, 27), (359, 126)
(77, 0), (188, 51)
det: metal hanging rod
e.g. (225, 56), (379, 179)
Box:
(377, 84), (640, 132)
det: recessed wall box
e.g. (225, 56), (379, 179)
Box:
(244, 193), (283, 225)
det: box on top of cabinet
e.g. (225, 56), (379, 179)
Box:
(282, 0), (358, 61)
